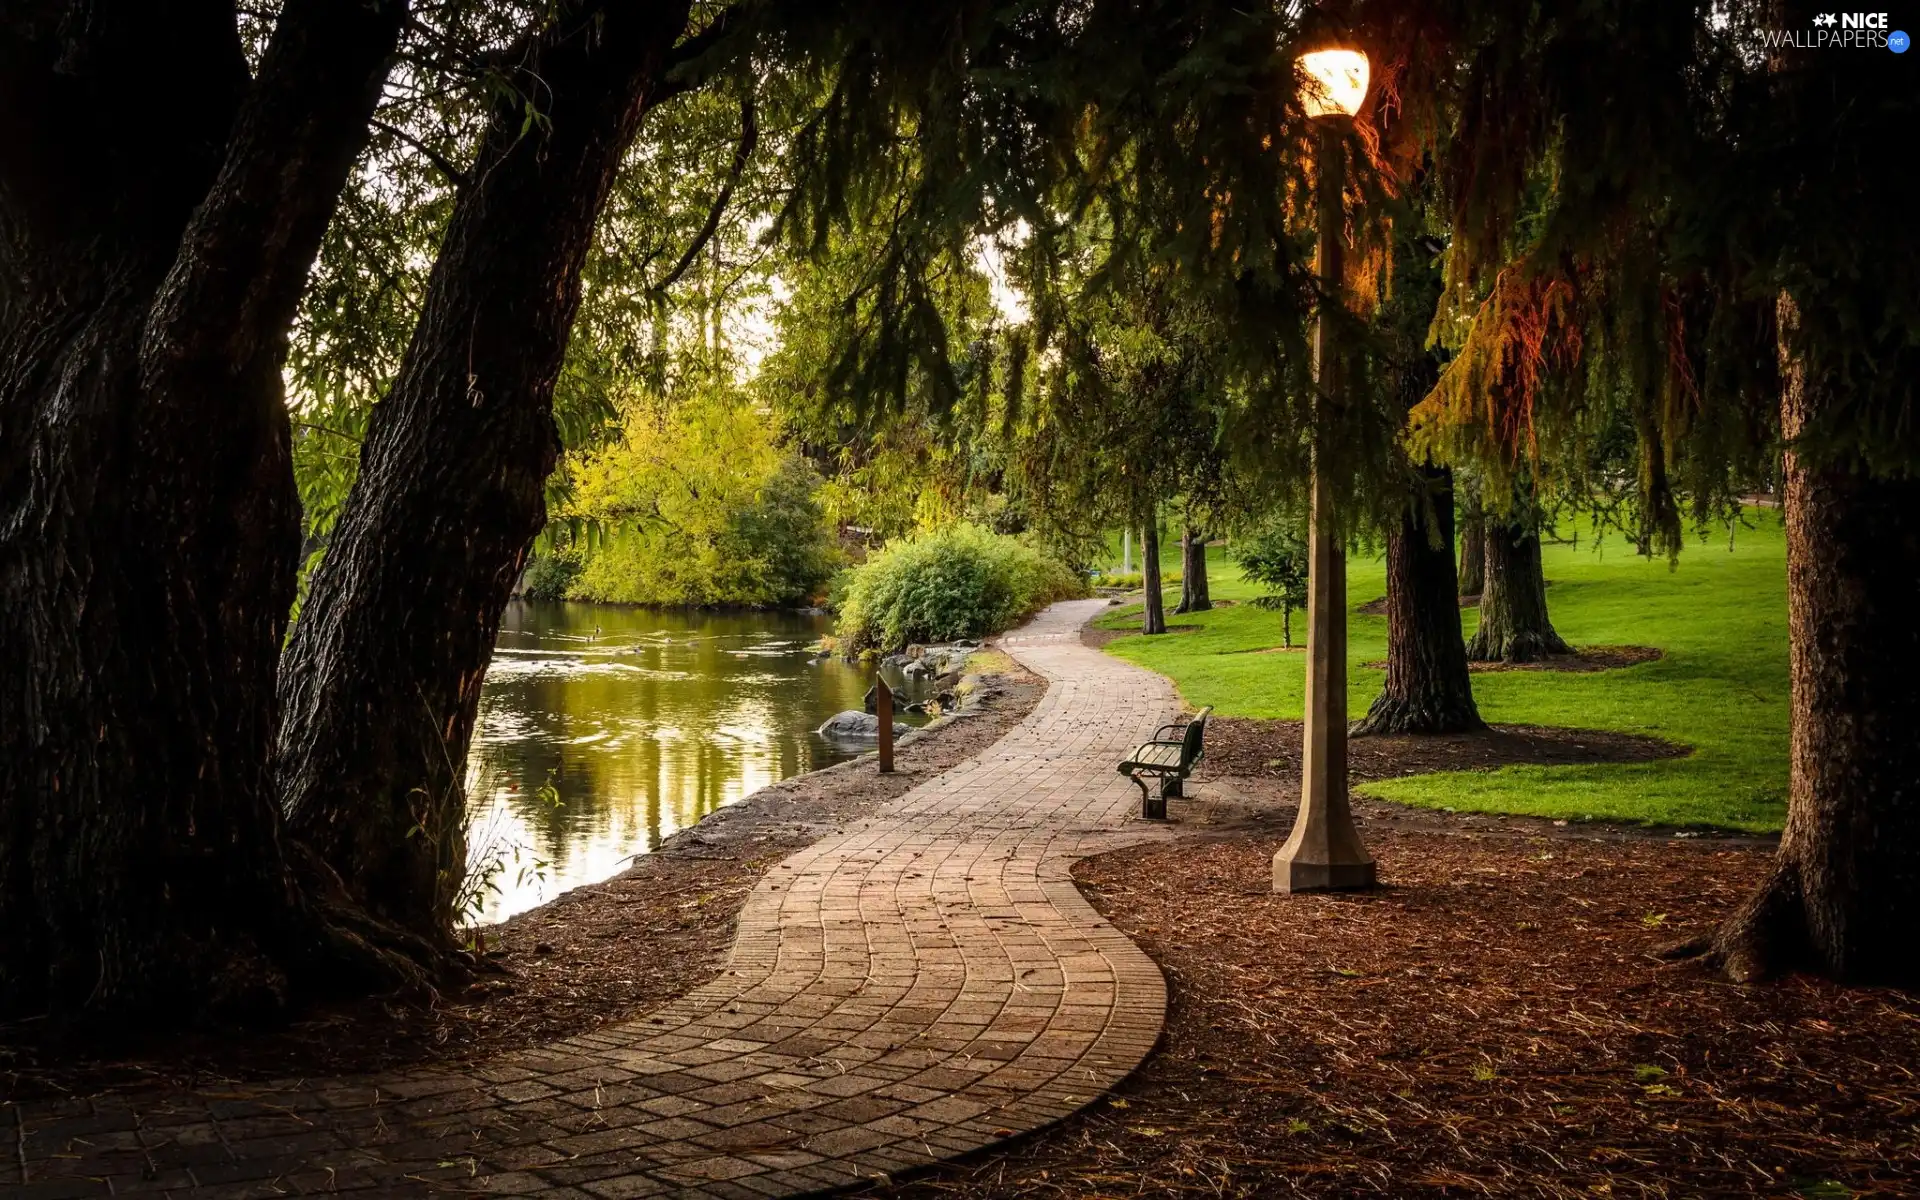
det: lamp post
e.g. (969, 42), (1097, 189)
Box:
(1274, 48), (1377, 894)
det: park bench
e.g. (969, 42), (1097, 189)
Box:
(1118, 706), (1211, 820)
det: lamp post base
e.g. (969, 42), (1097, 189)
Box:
(1272, 852), (1377, 894)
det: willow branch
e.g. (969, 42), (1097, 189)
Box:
(292, 419), (365, 444)
(650, 2), (750, 107)
(650, 89), (758, 297)
(371, 119), (468, 188)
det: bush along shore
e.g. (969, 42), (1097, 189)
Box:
(835, 524), (1086, 652)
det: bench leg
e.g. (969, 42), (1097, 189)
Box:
(1131, 773), (1165, 820)
(1162, 774), (1184, 800)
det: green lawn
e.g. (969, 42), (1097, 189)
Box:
(1093, 513), (1790, 833)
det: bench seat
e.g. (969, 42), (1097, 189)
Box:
(1117, 706), (1211, 819)
(1120, 741), (1184, 770)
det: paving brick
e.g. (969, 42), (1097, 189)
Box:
(580, 1174), (671, 1199)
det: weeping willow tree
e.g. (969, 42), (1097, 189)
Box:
(0, 0), (768, 1021)
(753, 184), (1014, 545)
(0, 0), (438, 1021)
(1400, 0), (1917, 984)
(280, 37), (803, 941)
(278, 0), (755, 945)
(761, 0), (1411, 520)
(753, 0), (1432, 679)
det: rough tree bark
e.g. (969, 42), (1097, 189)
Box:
(1457, 491), (1486, 596)
(1141, 516), (1167, 635)
(1353, 466), (1483, 735)
(1174, 525), (1211, 613)
(1465, 516), (1571, 663)
(1669, 299), (1920, 985)
(279, 0), (707, 941)
(0, 0), (410, 1021)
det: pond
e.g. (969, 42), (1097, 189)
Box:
(463, 600), (932, 924)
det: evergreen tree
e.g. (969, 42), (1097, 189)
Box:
(1355, 207), (1482, 732)
(1403, 0), (1919, 982)
(1466, 506), (1572, 663)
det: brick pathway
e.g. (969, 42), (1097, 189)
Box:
(8, 600), (1179, 1198)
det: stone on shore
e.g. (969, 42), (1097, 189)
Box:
(817, 710), (910, 739)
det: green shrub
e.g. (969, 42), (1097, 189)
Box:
(717, 455), (844, 606)
(568, 453), (842, 607)
(836, 524), (1085, 652)
(521, 548), (583, 600)
(1091, 570), (1181, 590)
(560, 389), (842, 608)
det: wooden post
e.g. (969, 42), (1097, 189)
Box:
(1274, 116), (1375, 894)
(876, 676), (895, 773)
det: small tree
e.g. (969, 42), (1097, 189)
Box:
(1239, 522), (1310, 649)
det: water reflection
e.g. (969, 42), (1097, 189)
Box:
(464, 600), (928, 923)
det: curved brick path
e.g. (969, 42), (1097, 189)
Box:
(8, 600), (1180, 1198)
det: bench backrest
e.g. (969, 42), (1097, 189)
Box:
(1181, 706), (1212, 767)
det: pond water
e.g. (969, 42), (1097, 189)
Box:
(464, 600), (931, 924)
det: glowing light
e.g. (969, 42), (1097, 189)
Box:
(1298, 49), (1369, 118)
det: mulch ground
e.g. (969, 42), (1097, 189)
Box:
(878, 829), (1920, 1198)
(0, 668), (1047, 1101)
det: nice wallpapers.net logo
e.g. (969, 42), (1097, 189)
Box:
(1759, 12), (1911, 50)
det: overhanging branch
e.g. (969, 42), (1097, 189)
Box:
(650, 89), (759, 298)
(371, 119), (469, 188)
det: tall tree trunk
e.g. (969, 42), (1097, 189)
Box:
(1141, 515), (1167, 634)
(1174, 525), (1211, 613)
(1354, 466), (1483, 735)
(1682, 299), (1920, 985)
(1457, 492), (1486, 596)
(1465, 517), (1571, 663)
(279, 1), (703, 942)
(0, 0), (412, 1021)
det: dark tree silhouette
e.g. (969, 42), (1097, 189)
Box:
(280, 1), (717, 940)
(0, 0), (416, 1020)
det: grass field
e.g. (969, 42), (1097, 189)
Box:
(1093, 512), (1790, 833)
